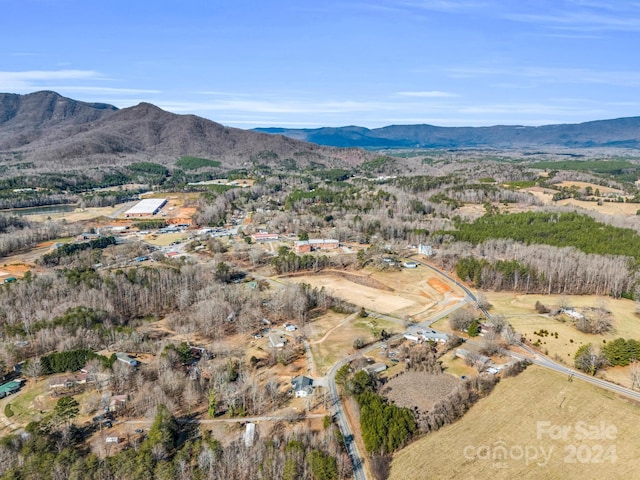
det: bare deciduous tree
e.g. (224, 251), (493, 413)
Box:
(631, 360), (640, 391)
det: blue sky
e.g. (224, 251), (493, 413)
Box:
(2, 0), (639, 128)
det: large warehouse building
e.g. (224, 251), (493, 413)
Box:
(124, 198), (167, 217)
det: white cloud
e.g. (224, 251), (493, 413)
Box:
(503, 2), (640, 32)
(395, 90), (459, 97)
(48, 86), (161, 95)
(156, 98), (405, 115)
(447, 65), (640, 87)
(0, 70), (102, 91)
(398, 0), (491, 13)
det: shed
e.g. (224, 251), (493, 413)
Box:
(244, 422), (257, 447)
(116, 352), (138, 367)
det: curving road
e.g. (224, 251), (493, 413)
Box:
(328, 357), (367, 480)
(326, 260), (473, 480)
(413, 256), (640, 403)
(512, 342), (640, 401)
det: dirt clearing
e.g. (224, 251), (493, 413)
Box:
(383, 372), (461, 412)
(281, 266), (460, 319)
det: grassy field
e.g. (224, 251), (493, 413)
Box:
(433, 292), (640, 388)
(3, 381), (49, 425)
(143, 232), (189, 247)
(306, 311), (400, 375)
(390, 366), (640, 479)
(490, 292), (640, 343)
(440, 352), (481, 378)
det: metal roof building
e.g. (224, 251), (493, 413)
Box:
(124, 198), (167, 217)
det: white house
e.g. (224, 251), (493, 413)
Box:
(404, 333), (420, 343)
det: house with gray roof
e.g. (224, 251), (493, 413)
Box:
(292, 375), (314, 397)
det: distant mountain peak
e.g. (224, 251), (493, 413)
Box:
(255, 117), (640, 150)
(0, 90), (371, 170)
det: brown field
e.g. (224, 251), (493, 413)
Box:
(143, 232), (189, 247)
(26, 205), (120, 223)
(0, 262), (37, 280)
(557, 197), (640, 216)
(285, 274), (415, 314)
(390, 366), (640, 480)
(428, 277), (452, 294)
(521, 185), (638, 216)
(383, 372), (461, 412)
(521, 186), (554, 205)
(431, 291), (640, 388)
(556, 181), (624, 195)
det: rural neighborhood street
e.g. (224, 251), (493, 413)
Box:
(325, 256), (640, 480)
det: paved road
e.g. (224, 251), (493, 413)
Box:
(413, 256), (640, 403)
(511, 342), (640, 402)
(327, 356), (367, 480)
(325, 262), (473, 480)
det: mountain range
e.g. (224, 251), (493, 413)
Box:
(0, 91), (370, 174)
(255, 117), (640, 150)
(2, 91), (640, 179)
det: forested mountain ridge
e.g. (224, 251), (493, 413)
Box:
(255, 116), (640, 149)
(0, 91), (372, 173)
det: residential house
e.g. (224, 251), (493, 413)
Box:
(48, 373), (88, 390)
(109, 394), (127, 411)
(292, 375), (314, 397)
(363, 362), (387, 374)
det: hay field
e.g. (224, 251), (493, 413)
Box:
(555, 181), (623, 195)
(390, 366), (640, 480)
(557, 198), (639, 215)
